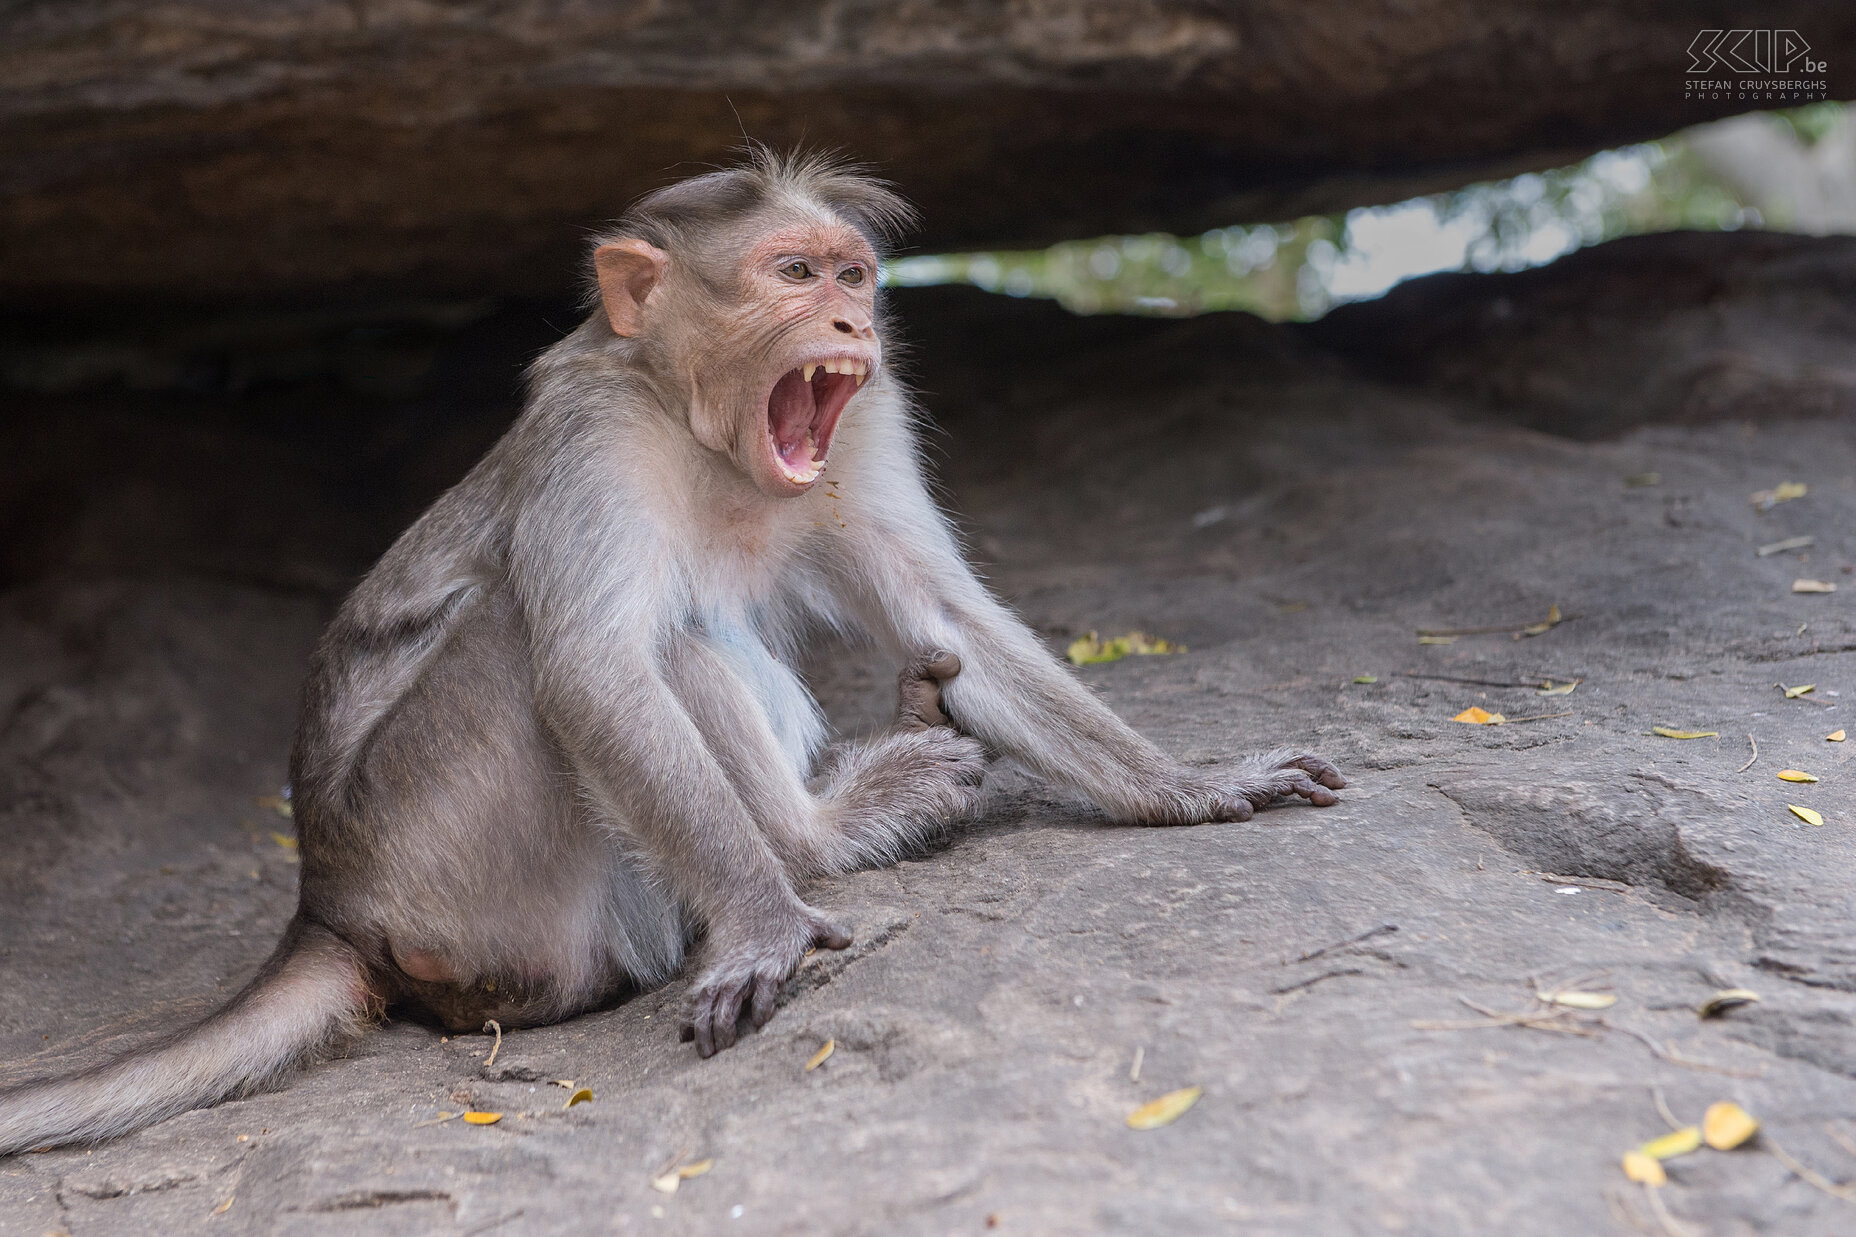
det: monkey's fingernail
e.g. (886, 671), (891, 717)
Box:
(803, 363), (816, 382)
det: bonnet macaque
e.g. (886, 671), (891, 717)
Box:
(0, 151), (1341, 1155)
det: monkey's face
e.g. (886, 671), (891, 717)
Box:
(705, 220), (881, 497)
(596, 215), (882, 498)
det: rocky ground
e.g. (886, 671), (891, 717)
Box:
(2, 233), (1855, 1235)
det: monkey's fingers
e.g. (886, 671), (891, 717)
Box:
(896, 648), (962, 731)
(749, 972), (781, 1029)
(811, 918), (853, 951)
(1287, 753), (1347, 791)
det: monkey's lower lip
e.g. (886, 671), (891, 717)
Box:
(766, 364), (860, 484)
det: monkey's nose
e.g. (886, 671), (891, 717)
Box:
(832, 317), (874, 339)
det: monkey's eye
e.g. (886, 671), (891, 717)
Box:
(781, 261), (814, 280)
(838, 265), (866, 287)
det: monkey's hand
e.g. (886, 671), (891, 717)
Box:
(895, 648), (963, 732)
(1152, 748), (1345, 824)
(681, 903), (850, 1057)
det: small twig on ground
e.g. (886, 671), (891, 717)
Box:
(1286, 922), (1398, 965)
(482, 1019), (502, 1068)
(1535, 873), (1630, 893)
(1737, 733), (1759, 774)
(1416, 613), (1577, 638)
(413, 1111), (464, 1128)
(1826, 1123), (1856, 1162)
(1652, 1086), (1684, 1131)
(1757, 535), (1815, 557)
(1644, 1185), (1701, 1237)
(1766, 1134), (1856, 1203)
(463, 1209), (526, 1236)
(1129, 1046), (1144, 1082)
(1411, 995), (1602, 1036)
(1608, 1021), (1765, 1078)
(1396, 671), (1551, 689)
(1497, 710), (1576, 725)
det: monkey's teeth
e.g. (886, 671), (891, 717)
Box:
(803, 363), (816, 382)
(823, 359), (840, 375)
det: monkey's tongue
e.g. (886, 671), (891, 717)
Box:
(767, 369), (819, 474)
(766, 366), (854, 481)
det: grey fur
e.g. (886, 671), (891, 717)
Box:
(0, 151), (1341, 1154)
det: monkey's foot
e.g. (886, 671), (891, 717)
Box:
(681, 905), (850, 1057)
(1205, 748), (1347, 822)
(895, 648), (963, 731)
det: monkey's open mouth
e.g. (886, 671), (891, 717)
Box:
(766, 359), (866, 484)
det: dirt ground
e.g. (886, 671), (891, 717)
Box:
(2, 233), (1854, 1236)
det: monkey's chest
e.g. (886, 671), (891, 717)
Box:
(696, 611), (826, 776)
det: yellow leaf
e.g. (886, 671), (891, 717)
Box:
(1417, 635), (1457, 645)
(1829, 730), (1847, 742)
(1697, 989), (1760, 1018)
(1793, 579), (1837, 594)
(677, 1159), (714, 1179)
(255, 794), (292, 818)
(1621, 1150), (1666, 1187)
(269, 831), (297, 849)
(462, 1111), (502, 1125)
(211, 1195), (236, 1216)
(1784, 684), (1816, 698)
(1702, 1102), (1760, 1150)
(564, 1087), (592, 1108)
(1126, 1086), (1202, 1129)
(1639, 1126), (1703, 1160)
(1453, 706), (1505, 725)
(1652, 726), (1717, 739)
(1352, 674), (1378, 684)
(1067, 631), (1183, 666)
(805, 1039), (835, 1072)
(1789, 804), (1825, 827)
(1751, 481), (1808, 509)
(1544, 990), (1616, 1010)
(1536, 679), (1582, 696)
(1777, 769), (1819, 783)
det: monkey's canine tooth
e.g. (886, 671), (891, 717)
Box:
(802, 364), (816, 382)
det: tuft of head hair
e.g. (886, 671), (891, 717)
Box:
(586, 147), (916, 305)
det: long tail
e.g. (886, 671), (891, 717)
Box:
(0, 918), (372, 1156)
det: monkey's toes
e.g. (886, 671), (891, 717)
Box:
(1286, 752), (1347, 791)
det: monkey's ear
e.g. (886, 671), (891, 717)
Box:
(593, 239), (669, 338)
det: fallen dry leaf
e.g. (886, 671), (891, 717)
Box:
(805, 1039), (835, 1072)
(1702, 1102), (1760, 1150)
(1126, 1086), (1202, 1130)
(255, 794), (292, 818)
(1789, 804), (1826, 827)
(1750, 480), (1808, 511)
(678, 1159), (714, 1180)
(1453, 706), (1505, 725)
(1829, 730), (1847, 743)
(1622, 1150), (1667, 1187)
(1784, 683), (1816, 699)
(1067, 631), (1184, 666)
(1417, 635), (1457, 645)
(1652, 726), (1718, 740)
(1352, 674), (1378, 684)
(211, 1195), (236, 1216)
(269, 831), (297, 850)
(1536, 679), (1582, 696)
(1624, 473), (1661, 489)
(1698, 989), (1760, 1018)
(1543, 990), (1617, 1010)
(462, 1111), (502, 1125)
(563, 1087), (592, 1108)
(651, 1173), (680, 1195)
(1639, 1126), (1703, 1160)
(1777, 769), (1820, 783)
(1793, 579), (1837, 594)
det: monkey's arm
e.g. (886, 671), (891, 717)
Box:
(506, 494), (846, 1053)
(831, 456), (1341, 824)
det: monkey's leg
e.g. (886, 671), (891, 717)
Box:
(832, 519), (1346, 826)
